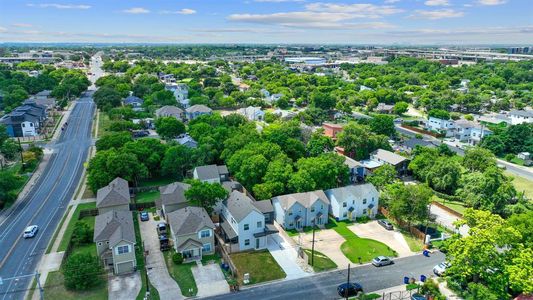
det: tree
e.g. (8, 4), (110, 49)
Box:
(384, 183), (432, 226)
(366, 164), (397, 190)
(306, 128), (335, 157)
(95, 131), (133, 151)
(393, 101), (409, 115)
(0, 171), (22, 208)
(1, 139), (20, 161)
(463, 147), (497, 172)
(369, 114), (396, 136)
(184, 180), (228, 214)
(480, 135), (505, 156)
(71, 221), (92, 246)
(63, 253), (103, 290)
(336, 122), (391, 160)
(93, 86), (122, 111)
(161, 145), (196, 178)
(426, 157), (461, 194)
(428, 109), (450, 120)
(155, 117), (185, 139)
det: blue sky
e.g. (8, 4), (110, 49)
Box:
(0, 0), (531, 44)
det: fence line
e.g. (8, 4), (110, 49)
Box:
(379, 206), (426, 241)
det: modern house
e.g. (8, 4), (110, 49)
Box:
(426, 117), (455, 136)
(29, 90), (56, 109)
(155, 105), (184, 121)
(167, 206), (215, 261)
(370, 149), (409, 175)
(237, 106), (265, 121)
(185, 105), (212, 120)
(252, 200), (275, 225)
(509, 110), (533, 125)
(175, 133), (198, 148)
(219, 191), (277, 252)
(93, 210), (136, 275)
(453, 119), (492, 145)
(325, 184), (379, 221)
(323, 123), (344, 139)
(165, 83), (189, 108)
(270, 93), (283, 103)
(157, 182), (191, 215)
(193, 165), (229, 184)
(96, 177), (130, 214)
(343, 155), (366, 183)
(272, 190), (329, 230)
(123, 95), (144, 111)
(0, 101), (47, 137)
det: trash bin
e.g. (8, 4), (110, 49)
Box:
(404, 276), (410, 284)
(420, 275), (427, 282)
(423, 250), (430, 257)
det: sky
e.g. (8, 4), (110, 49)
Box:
(0, 0), (532, 45)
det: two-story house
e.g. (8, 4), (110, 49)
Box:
(325, 184), (379, 221)
(156, 182), (191, 216)
(426, 116), (455, 136)
(93, 210), (136, 275)
(219, 191), (276, 252)
(185, 105), (212, 121)
(272, 190), (329, 230)
(510, 109), (533, 125)
(96, 177), (130, 214)
(237, 106), (265, 121)
(370, 149), (409, 175)
(193, 165), (229, 184)
(343, 155), (366, 183)
(123, 95), (144, 111)
(155, 105), (184, 121)
(167, 207), (215, 261)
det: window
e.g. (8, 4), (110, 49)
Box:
(231, 217), (236, 224)
(352, 200), (355, 204)
(22, 123), (25, 128)
(257, 221), (262, 228)
(200, 229), (211, 238)
(363, 209), (367, 215)
(98, 242), (102, 246)
(244, 224), (249, 231)
(363, 199), (367, 204)
(289, 223), (293, 227)
(372, 197), (375, 202)
(343, 202), (347, 207)
(202, 243), (212, 252)
(116, 245), (130, 255)
(289, 212), (293, 216)
(310, 207), (315, 212)
(343, 212), (347, 217)
(244, 239), (250, 246)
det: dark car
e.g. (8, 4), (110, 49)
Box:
(378, 219), (394, 230)
(140, 212), (149, 222)
(159, 235), (170, 251)
(411, 293), (426, 300)
(337, 282), (363, 297)
(132, 130), (149, 138)
(157, 222), (167, 234)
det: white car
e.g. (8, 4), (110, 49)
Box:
(23, 225), (39, 238)
(433, 262), (449, 276)
(372, 256), (393, 267)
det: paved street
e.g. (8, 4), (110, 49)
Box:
(0, 94), (95, 299)
(205, 252), (445, 300)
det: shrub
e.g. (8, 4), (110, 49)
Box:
(172, 252), (184, 265)
(71, 221), (92, 246)
(63, 253), (103, 290)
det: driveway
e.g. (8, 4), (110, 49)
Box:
(192, 262), (230, 297)
(297, 229), (351, 269)
(430, 204), (469, 236)
(139, 213), (183, 300)
(108, 272), (141, 300)
(348, 221), (414, 257)
(267, 233), (312, 280)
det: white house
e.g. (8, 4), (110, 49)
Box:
(427, 117), (455, 136)
(237, 106), (265, 121)
(510, 110), (533, 125)
(325, 184), (379, 221)
(165, 84), (189, 108)
(272, 190), (329, 229)
(193, 165), (229, 184)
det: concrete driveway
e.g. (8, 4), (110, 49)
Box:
(348, 221), (414, 257)
(139, 213), (183, 300)
(108, 272), (141, 300)
(267, 233), (312, 279)
(430, 204), (469, 236)
(193, 263), (230, 297)
(297, 229), (351, 269)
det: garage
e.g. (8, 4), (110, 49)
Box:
(115, 260), (135, 275)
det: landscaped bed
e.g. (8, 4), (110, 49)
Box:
(163, 252), (198, 297)
(230, 250), (286, 285)
(303, 249), (337, 272)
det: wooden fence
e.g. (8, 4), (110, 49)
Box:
(401, 124), (444, 138)
(431, 200), (463, 218)
(215, 233), (239, 280)
(130, 202), (156, 211)
(78, 208), (99, 219)
(379, 207), (426, 241)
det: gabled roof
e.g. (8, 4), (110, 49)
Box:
(159, 182), (190, 206)
(224, 191), (262, 222)
(510, 109), (533, 118)
(156, 105), (183, 116)
(403, 138), (436, 150)
(167, 206), (214, 237)
(194, 164), (228, 181)
(325, 184), (378, 204)
(186, 104), (212, 113)
(94, 210), (135, 247)
(273, 190), (329, 211)
(96, 177), (130, 208)
(124, 95), (143, 105)
(372, 149), (407, 166)
(344, 156), (364, 169)
(252, 200), (274, 214)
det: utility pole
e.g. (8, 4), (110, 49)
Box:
(311, 222), (316, 267)
(18, 137), (24, 171)
(345, 264), (350, 300)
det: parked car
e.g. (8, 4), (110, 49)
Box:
(378, 219), (394, 230)
(23, 225), (39, 238)
(159, 235), (170, 251)
(433, 262), (450, 276)
(132, 130), (149, 138)
(157, 222), (167, 234)
(337, 282), (363, 297)
(372, 256), (393, 267)
(411, 294), (426, 300)
(140, 212), (149, 222)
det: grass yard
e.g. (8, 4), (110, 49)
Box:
(400, 230), (424, 252)
(135, 190), (160, 203)
(230, 250), (286, 285)
(330, 219), (397, 263)
(303, 249), (337, 272)
(286, 226), (315, 237)
(138, 177), (175, 188)
(505, 171), (533, 200)
(433, 196), (467, 215)
(57, 202), (97, 252)
(44, 271), (107, 300)
(163, 252), (198, 297)
(97, 111), (112, 137)
(201, 253), (222, 266)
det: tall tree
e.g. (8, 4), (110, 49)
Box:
(184, 180), (228, 214)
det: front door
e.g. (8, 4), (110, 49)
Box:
(255, 238), (260, 249)
(316, 217), (322, 225)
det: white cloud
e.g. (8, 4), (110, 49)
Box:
(410, 9), (464, 19)
(12, 23), (33, 28)
(0, 27), (7, 33)
(161, 8), (197, 15)
(477, 0), (507, 5)
(122, 7), (150, 14)
(384, 0), (400, 3)
(424, 0), (450, 6)
(254, 0), (305, 2)
(26, 3), (91, 9)
(305, 3), (404, 18)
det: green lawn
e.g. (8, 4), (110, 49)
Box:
(201, 253), (222, 266)
(164, 252), (197, 297)
(400, 230), (424, 252)
(505, 171), (533, 200)
(432, 196), (467, 215)
(286, 226), (315, 237)
(135, 190), (160, 203)
(44, 271), (107, 300)
(303, 249), (337, 272)
(330, 219), (397, 263)
(58, 202), (97, 252)
(138, 177), (175, 188)
(97, 111), (112, 137)
(230, 250), (286, 285)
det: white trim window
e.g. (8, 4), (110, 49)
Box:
(200, 229), (211, 238)
(116, 245), (130, 255)
(244, 239), (250, 246)
(202, 243), (212, 253)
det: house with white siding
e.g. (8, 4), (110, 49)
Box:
(272, 190), (329, 230)
(325, 184), (379, 221)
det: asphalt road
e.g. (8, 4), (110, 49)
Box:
(0, 94), (95, 299)
(205, 252), (445, 300)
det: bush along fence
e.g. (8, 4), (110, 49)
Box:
(379, 206), (426, 241)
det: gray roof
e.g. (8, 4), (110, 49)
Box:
(94, 210), (135, 247)
(96, 177), (130, 208)
(35, 90), (52, 97)
(194, 164), (228, 181)
(156, 105), (183, 117)
(124, 95), (143, 105)
(159, 182), (190, 206)
(403, 138), (436, 150)
(510, 110), (533, 118)
(372, 149), (407, 166)
(224, 191), (262, 222)
(273, 190), (329, 211)
(253, 200), (274, 214)
(325, 184), (378, 204)
(167, 206), (214, 236)
(344, 156), (364, 169)
(186, 104), (212, 113)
